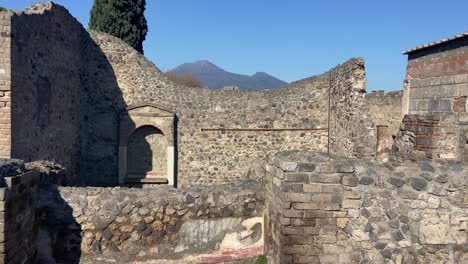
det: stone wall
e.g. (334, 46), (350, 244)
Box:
(407, 74), (468, 115)
(0, 159), (64, 264)
(1, 3), (377, 187)
(0, 3), (126, 185)
(261, 150), (467, 264)
(0, 160), (38, 264)
(92, 29), (375, 186)
(0, 12), (11, 159)
(7, 4), (87, 184)
(404, 35), (467, 117)
(328, 59), (376, 159)
(36, 181), (265, 263)
(399, 35), (468, 162)
(393, 114), (465, 161)
(365, 91), (403, 154)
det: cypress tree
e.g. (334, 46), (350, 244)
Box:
(89, 0), (148, 54)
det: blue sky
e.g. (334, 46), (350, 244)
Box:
(1, 0), (467, 91)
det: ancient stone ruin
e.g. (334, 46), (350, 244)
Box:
(0, 2), (466, 264)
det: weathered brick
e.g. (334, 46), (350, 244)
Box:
(279, 217), (291, 226)
(283, 245), (313, 255)
(342, 199), (361, 209)
(292, 218), (316, 227)
(304, 210), (327, 218)
(454, 74), (468, 84)
(314, 235), (337, 244)
(409, 87), (424, 99)
(410, 79), (420, 88)
(297, 162), (316, 172)
(282, 227), (303, 235)
(283, 209), (303, 218)
(342, 176), (359, 187)
(320, 226), (338, 235)
(295, 255), (320, 263)
(284, 172), (309, 182)
(343, 190), (361, 199)
(441, 76), (454, 85)
(309, 173), (342, 184)
(284, 193), (310, 202)
(303, 183), (322, 193)
(438, 99), (452, 112)
(292, 202), (319, 210)
(303, 226), (321, 235)
(290, 235), (314, 245)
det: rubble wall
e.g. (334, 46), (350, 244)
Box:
(261, 151), (467, 264)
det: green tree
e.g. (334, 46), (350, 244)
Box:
(89, 0), (148, 54)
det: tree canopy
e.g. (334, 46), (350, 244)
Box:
(89, 0), (148, 54)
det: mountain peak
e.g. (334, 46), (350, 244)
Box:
(252, 72), (270, 77)
(193, 60), (213, 65)
(168, 60), (287, 90)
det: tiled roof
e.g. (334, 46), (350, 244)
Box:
(403, 32), (468, 55)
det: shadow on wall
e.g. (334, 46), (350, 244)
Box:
(36, 185), (82, 264)
(127, 125), (159, 180)
(80, 30), (132, 187)
(8, 5), (133, 187)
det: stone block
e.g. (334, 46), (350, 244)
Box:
(410, 79), (420, 88)
(284, 172), (309, 182)
(417, 99), (429, 111)
(323, 244), (345, 254)
(277, 161), (298, 172)
(409, 100), (418, 111)
(419, 78), (431, 87)
(319, 255), (339, 264)
(292, 203), (319, 210)
(429, 77), (442, 86)
(445, 84), (461, 97)
(303, 183), (322, 193)
(284, 193), (311, 203)
(438, 99), (452, 112)
(283, 245), (314, 255)
(320, 226), (338, 235)
(282, 227), (303, 235)
(342, 199), (361, 209)
(342, 176), (359, 187)
(343, 190), (361, 199)
(409, 88), (423, 99)
(316, 162), (354, 173)
(428, 99), (439, 112)
(297, 163), (316, 172)
(314, 235), (337, 244)
(459, 84), (468, 96)
(309, 173), (342, 184)
(283, 210), (304, 218)
(441, 76), (455, 85)
(279, 217), (291, 226)
(453, 74), (468, 84)
(303, 227), (321, 235)
(292, 219), (316, 227)
(423, 86), (444, 98)
(290, 235), (314, 245)
(304, 210), (327, 218)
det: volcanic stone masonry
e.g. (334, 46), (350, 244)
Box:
(1, 152), (466, 263)
(259, 150), (467, 264)
(0, 2), (377, 187)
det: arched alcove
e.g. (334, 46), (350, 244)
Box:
(119, 104), (176, 186)
(127, 125), (167, 181)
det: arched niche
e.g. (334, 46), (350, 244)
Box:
(119, 104), (175, 186)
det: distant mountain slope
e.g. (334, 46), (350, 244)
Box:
(168, 60), (287, 90)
